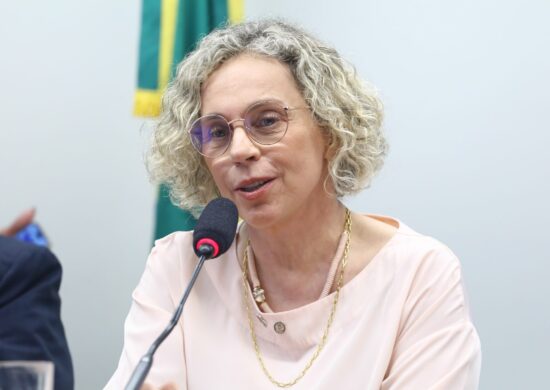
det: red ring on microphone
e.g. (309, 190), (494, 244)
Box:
(196, 238), (219, 257)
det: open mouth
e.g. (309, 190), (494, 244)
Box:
(238, 179), (273, 193)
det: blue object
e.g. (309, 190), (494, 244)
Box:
(15, 223), (49, 247)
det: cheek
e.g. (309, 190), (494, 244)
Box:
(296, 138), (328, 169)
(206, 161), (229, 192)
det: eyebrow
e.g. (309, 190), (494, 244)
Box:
(201, 98), (287, 117)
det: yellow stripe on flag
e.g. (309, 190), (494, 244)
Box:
(228, 0), (244, 23)
(159, 0), (179, 90)
(133, 89), (163, 117)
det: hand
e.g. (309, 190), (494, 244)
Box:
(140, 383), (178, 390)
(0, 208), (35, 236)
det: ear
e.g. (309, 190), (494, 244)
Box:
(323, 130), (337, 160)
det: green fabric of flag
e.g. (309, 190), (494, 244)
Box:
(135, 0), (244, 240)
(173, 0), (229, 75)
(137, 1), (161, 91)
(154, 185), (197, 239)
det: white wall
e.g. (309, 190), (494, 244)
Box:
(0, 1), (154, 388)
(0, 1), (548, 389)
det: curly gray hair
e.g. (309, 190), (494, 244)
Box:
(147, 19), (387, 216)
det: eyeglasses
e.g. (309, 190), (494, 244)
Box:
(188, 100), (304, 158)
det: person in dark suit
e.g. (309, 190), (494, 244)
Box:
(0, 209), (74, 390)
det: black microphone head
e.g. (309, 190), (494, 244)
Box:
(193, 198), (238, 259)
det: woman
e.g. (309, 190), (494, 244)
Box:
(107, 20), (480, 389)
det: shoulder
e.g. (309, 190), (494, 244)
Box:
(392, 221), (461, 275)
(360, 215), (461, 272)
(351, 214), (461, 282)
(0, 236), (58, 266)
(375, 218), (473, 319)
(134, 231), (197, 301)
(150, 230), (195, 268)
(355, 215), (470, 311)
(154, 229), (194, 245)
(0, 237), (61, 302)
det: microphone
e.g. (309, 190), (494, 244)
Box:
(193, 197), (239, 259)
(125, 198), (238, 390)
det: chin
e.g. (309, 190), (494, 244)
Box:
(238, 203), (282, 230)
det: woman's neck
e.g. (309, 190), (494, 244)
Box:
(243, 200), (348, 310)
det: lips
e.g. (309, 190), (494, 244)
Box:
(239, 179), (270, 192)
(235, 178), (274, 195)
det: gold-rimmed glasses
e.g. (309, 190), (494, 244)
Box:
(188, 100), (306, 158)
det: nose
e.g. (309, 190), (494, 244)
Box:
(228, 122), (260, 163)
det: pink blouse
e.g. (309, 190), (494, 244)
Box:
(106, 218), (481, 389)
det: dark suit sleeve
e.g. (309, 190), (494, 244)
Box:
(0, 238), (74, 390)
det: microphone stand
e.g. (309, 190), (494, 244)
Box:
(125, 247), (211, 390)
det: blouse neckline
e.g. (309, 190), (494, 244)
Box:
(203, 215), (405, 348)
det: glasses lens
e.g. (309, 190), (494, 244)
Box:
(189, 115), (231, 157)
(245, 102), (288, 145)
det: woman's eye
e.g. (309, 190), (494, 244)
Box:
(255, 114), (281, 128)
(209, 126), (228, 139)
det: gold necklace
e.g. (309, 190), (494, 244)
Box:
(241, 209), (352, 388)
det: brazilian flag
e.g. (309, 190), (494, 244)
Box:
(134, 0), (244, 239)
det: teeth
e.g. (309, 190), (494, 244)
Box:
(242, 180), (267, 192)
